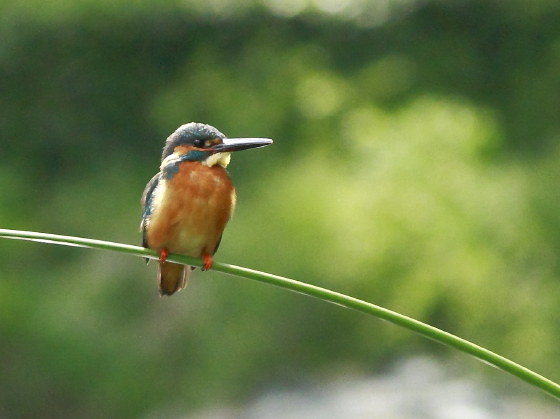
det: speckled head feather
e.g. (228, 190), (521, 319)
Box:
(162, 123), (226, 161)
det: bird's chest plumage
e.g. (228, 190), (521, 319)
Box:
(146, 162), (236, 257)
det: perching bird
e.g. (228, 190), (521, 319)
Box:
(140, 122), (272, 296)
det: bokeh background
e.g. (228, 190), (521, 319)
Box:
(2, 0), (560, 417)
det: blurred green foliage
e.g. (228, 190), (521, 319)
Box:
(2, 0), (560, 417)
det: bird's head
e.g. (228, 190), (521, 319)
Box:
(161, 123), (272, 169)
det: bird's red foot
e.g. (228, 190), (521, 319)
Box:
(202, 253), (213, 271)
(159, 248), (169, 264)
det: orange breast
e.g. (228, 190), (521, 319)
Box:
(146, 162), (236, 258)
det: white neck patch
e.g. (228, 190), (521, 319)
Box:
(160, 153), (179, 171)
(202, 152), (231, 168)
(159, 151), (231, 171)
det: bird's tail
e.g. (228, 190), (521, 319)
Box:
(157, 262), (191, 296)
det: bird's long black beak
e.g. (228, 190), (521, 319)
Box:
(212, 137), (273, 153)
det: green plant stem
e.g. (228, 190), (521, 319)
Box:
(1, 228), (559, 399)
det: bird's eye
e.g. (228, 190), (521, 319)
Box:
(193, 139), (205, 148)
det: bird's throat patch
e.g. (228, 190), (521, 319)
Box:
(202, 152), (231, 168)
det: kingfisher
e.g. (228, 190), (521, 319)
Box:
(140, 122), (272, 296)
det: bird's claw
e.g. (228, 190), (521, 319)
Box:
(202, 253), (213, 271)
(159, 248), (169, 264)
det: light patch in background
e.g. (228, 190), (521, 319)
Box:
(312, 0), (354, 15)
(296, 74), (348, 119)
(262, 0), (308, 17)
(184, 0), (254, 18)
(261, 0), (419, 26)
(3, 0), (420, 25)
(356, 0), (391, 26)
(333, 98), (518, 279)
(180, 357), (560, 419)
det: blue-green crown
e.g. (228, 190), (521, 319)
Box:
(161, 123), (226, 161)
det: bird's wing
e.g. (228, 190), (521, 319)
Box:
(140, 172), (161, 249)
(213, 233), (223, 255)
